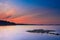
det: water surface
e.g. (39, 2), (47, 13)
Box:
(0, 25), (60, 40)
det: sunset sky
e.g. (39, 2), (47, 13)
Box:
(0, 0), (60, 24)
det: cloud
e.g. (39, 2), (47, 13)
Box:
(0, 2), (17, 19)
(0, 1), (31, 19)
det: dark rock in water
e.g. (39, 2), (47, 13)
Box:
(55, 33), (60, 35)
(49, 33), (60, 35)
(26, 29), (60, 36)
(0, 20), (16, 25)
(27, 29), (55, 33)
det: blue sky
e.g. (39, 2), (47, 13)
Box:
(0, 0), (60, 24)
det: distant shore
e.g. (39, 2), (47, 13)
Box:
(0, 20), (60, 26)
(0, 24), (60, 26)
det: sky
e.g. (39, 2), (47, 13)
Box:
(0, 0), (60, 24)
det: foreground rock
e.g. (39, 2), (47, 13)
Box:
(27, 29), (55, 33)
(27, 29), (60, 36)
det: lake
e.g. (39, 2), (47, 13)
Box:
(0, 25), (60, 40)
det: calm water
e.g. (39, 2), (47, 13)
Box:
(0, 25), (60, 40)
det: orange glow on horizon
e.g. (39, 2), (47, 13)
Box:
(5, 15), (60, 24)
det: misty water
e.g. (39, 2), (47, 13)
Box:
(0, 25), (60, 40)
